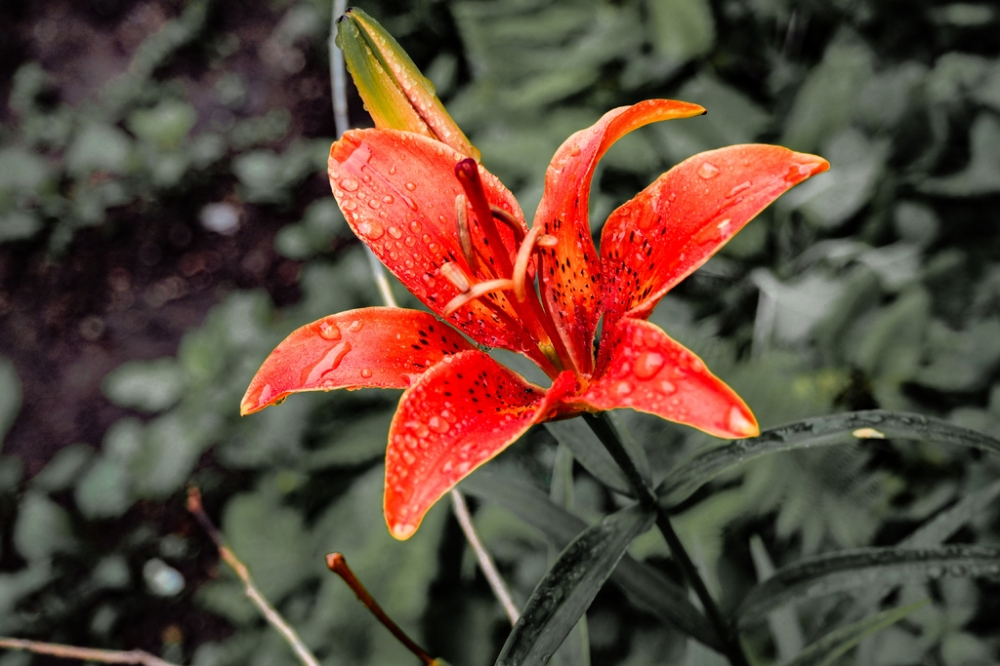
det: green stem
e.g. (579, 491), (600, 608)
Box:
(581, 413), (750, 666)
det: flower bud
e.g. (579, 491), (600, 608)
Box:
(336, 8), (480, 161)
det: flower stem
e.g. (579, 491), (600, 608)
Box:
(580, 413), (749, 666)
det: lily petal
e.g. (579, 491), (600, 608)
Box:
(579, 318), (758, 439)
(534, 99), (706, 374)
(600, 144), (830, 331)
(240, 308), (474, 415)
(385, 350), (578, 539)
(329, 130), (547, 363)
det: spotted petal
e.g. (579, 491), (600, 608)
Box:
(599, 144), (829, 332)
(579, 318), (758, 439)
(240, 308), (474, 415)
(329, 130), (546, 364)
(533, 100), (706, 374)
(385, 350), (578, 539)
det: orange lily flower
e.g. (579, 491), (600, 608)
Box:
(241, 99), (828, 540)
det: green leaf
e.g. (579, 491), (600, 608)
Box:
(102, 357), (186, 413)
(781, 600), (929, 666)
(900, 478), (1000, 549)
(920, 114), (1000, 196)
(0, 357), (23, 450)
(31, 443), (93, 492)
(222, 491), (312, 601)
(658, 410), (1000, 507)
(462, 472), (719, 648)
(738, 545), (1000, 624)
(13, 492), (76, 560)
(494, 504), (654, 666)
(544, 419), (630, 495)
(647, 0), (716, 61)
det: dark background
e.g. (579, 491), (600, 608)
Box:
(1, 0), (1000, 664)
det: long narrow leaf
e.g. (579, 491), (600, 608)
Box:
(900, 478), (1000, 548)
(462, 472), (720, 648)
(781, 600), (929, 666)
(659, 411), (1000, 505)
(494, 504), (654, 666)
(738, 545), (1000, 625)
(545, 419), (631, 494)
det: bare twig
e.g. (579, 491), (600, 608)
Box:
(326, 553), (435, 665)
(0, 638), (179, 666)
(450, 488), (520, 625)
(186, 487), (320, 666)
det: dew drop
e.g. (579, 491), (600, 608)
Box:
(361, 368), (373, 378)
(569, 145), (582, 157)
(389, 165), (397, 175)
(615, 381), (634, 397)
(382, 194), (395, 205)
(340, 178), (359, 191)
(659, 379), (676, 394)
(348, 320), (364, 333)
(428, 415), (450, 433)
(727, 181), (751, 198)
(368, 198), (381, 209)
(633, 351), (665, 379)
(393, 523), (417, 539)
(342, 200), (357, 211)
(318, 320), (341, 340)
(402, 450), (416, 465)
(357, 220), (385, 239)
(388, 226), (403, 239)
(405, 182), (416, 191)
(697, 162), (721, 179)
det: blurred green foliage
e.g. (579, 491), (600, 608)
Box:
(3, 0), (1000, 665)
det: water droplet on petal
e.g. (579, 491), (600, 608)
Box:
(615, 381), (633, 397)
(633, 351), (665, 379)
(393, 523), (417, 539)
(405, 182), (416, 191)
(341, 178), (359, 191)
(402, 450), (416, 465)
(697, 162), (721, 179)
(318, 320), (341, 340)
(368, 198), (381, 209)
(727, 181), (752, 197)
(357, 220), (385, 239)
(383, 194), (395, 204)
(388, 226), (403, 239)
(659, 379), (676, 394)
(428, 416), (450, 433)
(342, 200), (357, 211)
(348, 320), (364, 333)
(360, 368), (373, 378)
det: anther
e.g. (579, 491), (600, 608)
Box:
(440, 261), (472, 293)
(455, 195), (479, 273)
(444, 279), (515, 317)
(537, 234), (558, 248)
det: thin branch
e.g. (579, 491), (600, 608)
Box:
(450, 488), (520, 625)
(326, 553), (435, 665)
(0, 638), (179, 666)
(186, 487), (320, 666)
(330, 0), (349, 139)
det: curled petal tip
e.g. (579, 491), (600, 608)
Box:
(390, 521), (418, 541)
(727, 405), (760, 439)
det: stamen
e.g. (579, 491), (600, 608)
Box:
(490, 206), (526, 242)
(455, 195), (479, 273)
(443, 279), (515, 318)
(440, 261), (472, 293)
(512, 226), (545, 303)
(455, 159), (514, 277)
